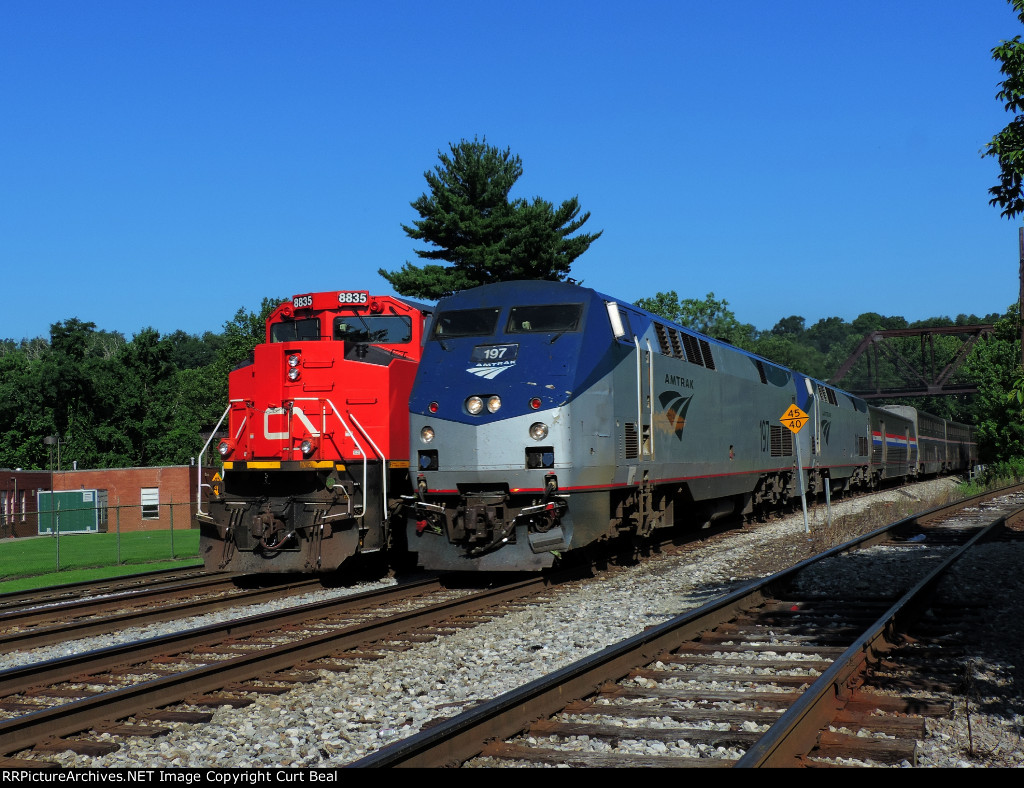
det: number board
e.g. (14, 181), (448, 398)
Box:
(780, 404), (809, 434)
(337, 291), (369, 305)
(471, 344), (519, 363)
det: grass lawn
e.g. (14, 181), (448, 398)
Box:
(0, 529), (201, 594)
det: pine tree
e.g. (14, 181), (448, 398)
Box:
(379, 136), (601, 299)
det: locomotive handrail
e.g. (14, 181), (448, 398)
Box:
(294, 396), (369, 521)
(349, 413), (388, 523)
(646, 337), (655, 461)
(195, 402), (234, 517)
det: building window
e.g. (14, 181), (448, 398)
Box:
(141, 487), (160, 520)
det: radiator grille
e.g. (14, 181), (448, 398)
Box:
(770, 424), (793, 457)
(623, 422), (639, 459)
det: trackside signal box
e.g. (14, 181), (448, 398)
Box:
(37, 489), (109, 534)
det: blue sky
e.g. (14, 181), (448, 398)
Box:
(2, 1), (1021, 343)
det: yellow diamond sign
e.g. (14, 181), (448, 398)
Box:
(780, 404), (809, 434)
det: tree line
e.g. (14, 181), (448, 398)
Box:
(0, 291), (1017, 473)
(0, 300), (281, 473)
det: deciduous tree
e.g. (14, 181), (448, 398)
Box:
(985, 1), (1024, 217)
(634, 290), (756, 348)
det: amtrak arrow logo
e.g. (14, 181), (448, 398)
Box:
(467, 366), (511, 379)
(659, 391), (693, 440)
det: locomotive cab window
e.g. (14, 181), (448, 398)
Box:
(334, 315), (412, 345)
(431, 308), (501, 339)
(270, 318), (321, 343)
(506, 303), (583, 334)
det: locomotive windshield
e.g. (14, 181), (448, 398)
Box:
(431, 308), (501, 338)
(506, 303), (583, 333)
(270, 318), (321, 342)
(334, 315), (412, 344)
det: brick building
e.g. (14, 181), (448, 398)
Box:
(0, 470), (50, 539)
(0, 465), (199, 538)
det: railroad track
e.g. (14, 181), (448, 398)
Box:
(349, 486), (1024, 768)
(4, 482), (1018, 768)
(0, 565), (208, 614)
(0, 573), (567, 766)
(0, 574), (333, 654)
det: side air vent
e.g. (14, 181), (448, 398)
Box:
(623, 423), (639, 459)
(654, 323), (672, 356)
(669, 329), (684, 359)
(770, 424), (794, 457)
(699, 339), (716, 370)
(681, 333), (703, 367)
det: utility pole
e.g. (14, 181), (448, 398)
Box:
(1019, 227), (1024, 368)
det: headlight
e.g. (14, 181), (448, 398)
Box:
(530, 422), (549, 441)
(288, 367), (300, 381)
(487, 396), (501, 413)
(421, 426), (435, 443)
(217, 439), (235, 457)
(300, 438), (317, 456)
(466, 396), (483, 415)
(288, 354), (300, 367)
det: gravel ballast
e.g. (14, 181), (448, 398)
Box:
(8, 477), (1023, 768)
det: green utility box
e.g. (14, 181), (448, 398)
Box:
(37, 490), (109, 534)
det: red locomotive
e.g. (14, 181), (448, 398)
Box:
(196, 290), (431, 573)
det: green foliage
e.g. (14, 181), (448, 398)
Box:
(980, 457), (1024, 484)
(1007, 369), (1024, 404)
(959, 306), (1024, 462)
(635, 291), (757, 349)
(380, 136), (602, 299)
(984, 1), (1024, 217)
(215, 298), (283, 378)
(750, 334), (829, 379)
(0, 297), (283, 471)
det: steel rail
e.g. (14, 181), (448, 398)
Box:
(0, 576), (441, 697)
(0, 566), (209, 611)
(735, 508), (1018, 767)
(0, 575), (548, 757)
(347, 487), (1021, 768)
(0, 577), (327, 653)
(0, 574), (251, 627)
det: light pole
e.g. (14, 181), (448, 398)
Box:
(43, 436), (59, 567)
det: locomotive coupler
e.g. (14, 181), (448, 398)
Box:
(409, 498), (446, 536)
(459, 493), (508, 543)
(251, 510), (296, 552)
(517, 497), (570, 554)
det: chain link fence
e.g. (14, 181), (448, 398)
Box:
(8, 500), (200, 575)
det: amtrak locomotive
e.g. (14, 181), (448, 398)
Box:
(197, 290), (431, 574)
(405, 280), (978, 572)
